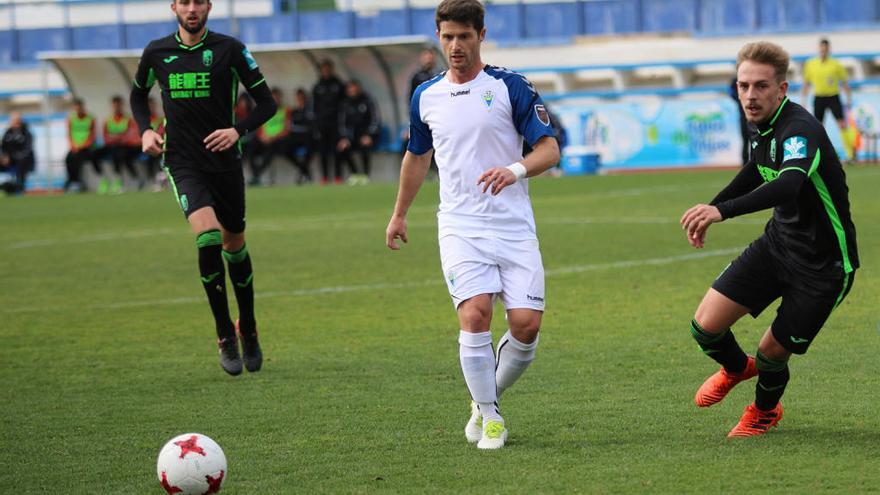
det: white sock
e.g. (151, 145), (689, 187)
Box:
(459, 330), (502, 423)
(495, 330), (539, 398)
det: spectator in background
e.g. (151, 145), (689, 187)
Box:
(730, 76), (749, 166)
(338, 80), (380, 185)
(0, 111), (35, 194)
(312, 59), (346, 184)
(251, 87), (292, 186)
(102, 95), (142, 192)
(801, 38), (856, 161)
(289, 88), (315, 184)
(403, 47), (440, 160)
(64, 98), (101, 193)
(235, 93), (259, 183)
(145, 96), (166, 190)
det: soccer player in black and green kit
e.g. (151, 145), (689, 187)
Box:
(130, 0), (277, 376)
(680, 41), (858, 437)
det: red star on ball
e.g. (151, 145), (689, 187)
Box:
(160, 471), (183, 494)
(174, 435), (206, 459)
(204, 470), (225, 494)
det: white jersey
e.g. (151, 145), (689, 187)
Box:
(409, 66), (555, 241)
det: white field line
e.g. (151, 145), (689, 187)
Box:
(6, 183), (726, 250)
(6, 247), (742, 314)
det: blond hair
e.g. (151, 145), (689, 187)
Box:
(736, 41), (790, 83)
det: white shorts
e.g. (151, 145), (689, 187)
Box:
(439, 235), (545, 311)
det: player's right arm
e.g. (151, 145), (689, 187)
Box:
(386, 149), (433, 250)
(130, 43), (164, 156)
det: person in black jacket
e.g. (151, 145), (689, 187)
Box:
(0, 112), (35, 194)
(337, 80), (380, 185)
(312, 59), (345, 184)
(289, 88), (315, 184)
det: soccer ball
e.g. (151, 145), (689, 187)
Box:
(156, 433), (227, 494)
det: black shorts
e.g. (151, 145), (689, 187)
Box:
(813, 95), (844, 123)
(711, 235), (855, 355)
(164, 164), (246, 234)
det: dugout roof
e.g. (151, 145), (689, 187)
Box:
(39, 36), (443, 136)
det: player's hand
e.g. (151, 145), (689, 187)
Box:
(360, 135), (373, 147)
(337, 138), (350, 152)
(385, 215), (408, 250)
(142, 129), (165, 156)
(680, 204), (722, 249)
(477, 167), (516, 196)
(204, 128), (240, 152)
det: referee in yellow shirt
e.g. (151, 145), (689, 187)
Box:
(801, 38), (855, 160)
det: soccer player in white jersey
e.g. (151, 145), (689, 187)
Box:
(385, 0), (560, 450)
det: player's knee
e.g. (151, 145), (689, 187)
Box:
(222, 233), (245, 252)
(509, 324), (540, 344)
(457, 301), (492, 330)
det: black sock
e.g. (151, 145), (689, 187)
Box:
(224, 243), (256, 336)
(197, 230), (234, 340)
(690, 319), (748, 373)
(755, 351), (789, 411)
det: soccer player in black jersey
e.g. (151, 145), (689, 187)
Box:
(130, 0), (277, 376)
(680, 41), (858, 438)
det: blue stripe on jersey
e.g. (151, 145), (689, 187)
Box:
(483, 65), (555, 147)
(408, 71), (445, 155)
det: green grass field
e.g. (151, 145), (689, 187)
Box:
(2, 167), (878, 494)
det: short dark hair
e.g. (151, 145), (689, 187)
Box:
(819, 38), (830, 46)
(72, 97), (83, 106)
(319, 59), (334, 69)
(435, 0), (484, 33)
(111, 95), (123, 104)
(737, 41), (790, 83)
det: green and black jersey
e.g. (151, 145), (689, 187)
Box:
(131, 29), (274, 171)
(711, 97), (858, 276)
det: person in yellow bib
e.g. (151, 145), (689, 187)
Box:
(102, 95), (142, 193)
(801, 38), (856, 161)
(64, 98), (103, 192)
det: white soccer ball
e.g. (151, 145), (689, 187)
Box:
(156, 433), (227, 494)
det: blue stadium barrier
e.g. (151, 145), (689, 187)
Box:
(522, 2), (580, 40)
(700, 0), (754, 34)
(582, 0), (641, 35)
(0, 30), (14, 64)
(298, 11), (355, 41)
(823, 0), (878, 25)
(758, 0), (819, 31)
(239, 15), (297, 45)
(72, 24), (123, 51)
(354, 9), (408, 39)
(2, 0), (880, 63)
(410, 8), (437, 37)
(125, 21), (174, 50)
(642, 0), (698, 32)
(484, 3), (522, 41)
(17, 28), (68, 61)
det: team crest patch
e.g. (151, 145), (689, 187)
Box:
(202, 49), (213, 67)
(180, 194), (189, 212)
(482, 90), (494, 108)
(534, 104), (550, 126)
(783, 136), (807, 162)
(242, 48), (258, 70)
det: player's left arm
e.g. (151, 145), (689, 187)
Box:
(478, 73), (559, 195)
(205, 42), (277, 152)
(681, 120), (817, 247)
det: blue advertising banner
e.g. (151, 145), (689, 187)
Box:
(555, 91), (880, 173)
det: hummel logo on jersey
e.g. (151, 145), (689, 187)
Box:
(790, 336), (810, 344)
(527, 294), (544, 302)
(783, 136), (807, 162)
(163, 55), (179, 64)
(751, 141), (758, 149)
(450, 89), (470, 98)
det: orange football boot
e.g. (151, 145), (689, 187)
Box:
(727, 403), (783, 438)
(694, 356), (757, 407)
